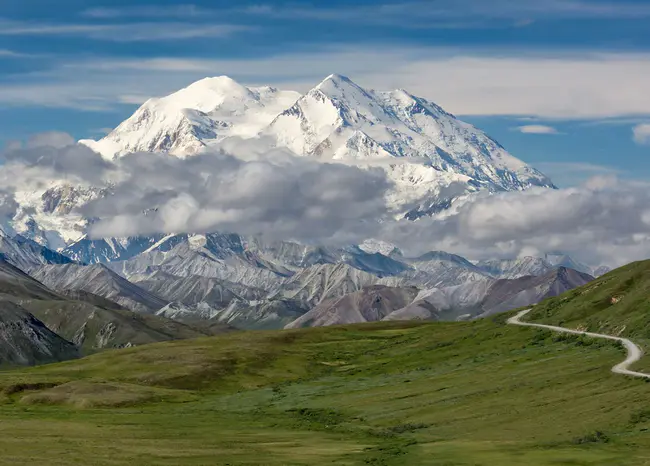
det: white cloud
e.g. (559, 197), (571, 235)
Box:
(380, 178), (650, 267)
(633, 124), (650, 145)
(2, 48), (650, 119)
(3, 133), (650, 267)
(516, 125), (559, 134)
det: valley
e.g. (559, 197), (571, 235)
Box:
(0, 73), (639, 466)
(0, 311), (648, 465)
(1, 3), (647, 465)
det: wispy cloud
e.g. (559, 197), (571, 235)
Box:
(3, 47), (650, 120)
(534, 162), (624, 187)
(0, 49), (22, 57)
(243, 0), (650, 27)
(516, 125), (560, 134)
(0, 20), (250, 41)
(535, 162), (623, 175)
(82, 4), (207, 18)
(77, 0), (650, 31)
(577, 117), (650, 127)
(633, 124), (650, 145)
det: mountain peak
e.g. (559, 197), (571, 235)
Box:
(314, 74), (366, 96)
(183, 76), (251, 96)
(320, 73), (352, 84)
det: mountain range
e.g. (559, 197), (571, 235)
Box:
(9, 74), (555, 253)
(0, 74), (616, 365)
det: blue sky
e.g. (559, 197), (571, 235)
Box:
(1, 0), (649, 186)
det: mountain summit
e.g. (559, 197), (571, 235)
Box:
(80, 74), (554, 218)
(80, 76), (301, 158)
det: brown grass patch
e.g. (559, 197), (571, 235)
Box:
(19, 381), (188, 408)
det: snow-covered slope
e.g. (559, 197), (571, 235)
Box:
(0, 229), (74, 272)
(263, 74), (554, 216)
(12, 182), (105, 248)
(80, 76), (300, 159)
(266, 75), (551, 187)
(80, 74), (554, 220)
(63, 234), (186, 264)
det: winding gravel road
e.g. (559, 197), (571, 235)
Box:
(507, 309), (650, 379)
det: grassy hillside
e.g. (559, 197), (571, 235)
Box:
(0, 313), (649, 465)
(528, 260), (650, 355)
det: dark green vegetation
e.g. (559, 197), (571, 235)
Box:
(0, 312), (649, 465)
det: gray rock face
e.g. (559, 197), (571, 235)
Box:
(30, 263), (168, 314)
(285, 285), (420, 328)
(22, 299), (216, 354)
(208, 299), (308, 330)
(286, 267), (594, 329)
(475, 257), (554, 280)
(476, 267), (594, 317)
(0, 302), (78, 366)
(134, 271), (266, 309)
(272, 263), (381, 308)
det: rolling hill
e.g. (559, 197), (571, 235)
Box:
(527, 259), (650, 343)
(0, 304), (648, 464)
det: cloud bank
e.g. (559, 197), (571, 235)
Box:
(2, 134), (650, 267)
(382, 177), (650, 267)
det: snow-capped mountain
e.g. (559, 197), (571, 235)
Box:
(0, 228), (73, 271)
(265, 75), (551, 187)
(476, 256), (555, 279)
(12, 182), (106, 249)
(80, 76), (300, 159)
(80, 74), (554, 219)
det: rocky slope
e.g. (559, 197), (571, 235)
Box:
(30, 263), (168, 314)
(476, 267), (595, 318)
(271, 263), (381, 308)
(133, 270), (266, 309)
(22, 299), (225, 354)
(0, 258), (228, 358)
(285, 285), (420, 328)
(0, 229), (73, 272)
(0, 302), (79, 366)
(284, 266), (594, 328)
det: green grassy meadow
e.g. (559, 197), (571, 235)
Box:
(1, 314), (649, 465)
